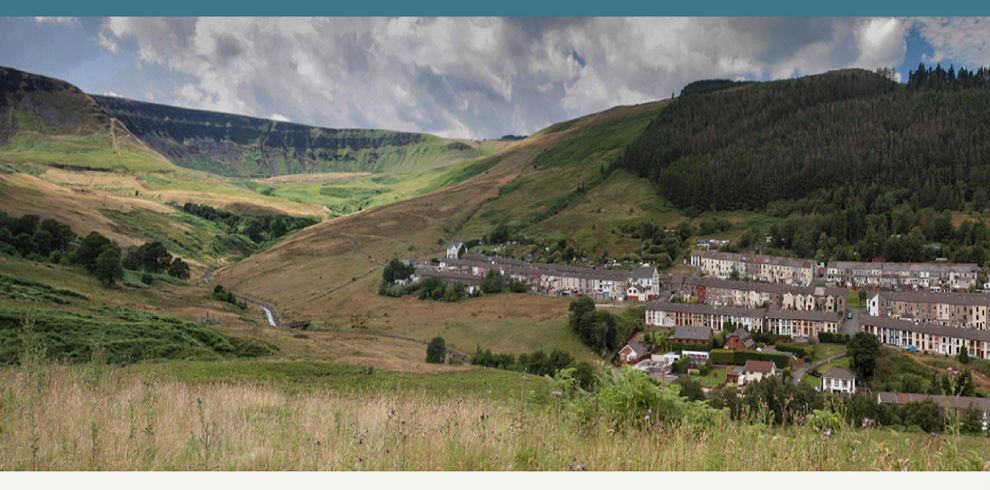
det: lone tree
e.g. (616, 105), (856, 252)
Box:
(426, 335), (446, 364)
(168, 258), (191, 280)
(847, 331), (881, 379)
(140, 241), (172, 274)
(480, 268), (504, 294)
(958, 347), (971, 364)
(94, 244), (123, 287)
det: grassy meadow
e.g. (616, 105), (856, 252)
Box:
(2, 362), (988, 471)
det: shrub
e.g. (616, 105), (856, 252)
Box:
(141, 273), (155, 285)
(426, 335), (446, 364)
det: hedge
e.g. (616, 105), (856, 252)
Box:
(665, 341), (711, 352)
(671, 356), (690, 374)
(706, 348), (790, 368)
(710, 349), (735, 365)
(818, 332), (849, 344)
(773, 343), (807, 356)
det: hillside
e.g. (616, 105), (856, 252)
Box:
(92, 95), (483, 177)
(210, 100), (677, 361)
(618, 68), (990, 213)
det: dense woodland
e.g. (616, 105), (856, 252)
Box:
(620, 67), (990, 214)
(618, 65), (990, 268)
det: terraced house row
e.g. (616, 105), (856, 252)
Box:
(860, 315), (990, 359)
(645, 301), (841, 339)
(689, 250), (817, 285)
(867, 291), (990, 330)
(824, 261), (980, 291)
(429, 253), (660, 300)
(662, 274), (847, 313)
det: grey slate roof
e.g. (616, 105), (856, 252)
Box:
(670, 326), (713, 341)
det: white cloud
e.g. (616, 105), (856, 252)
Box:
(270, 113), (289, 122)
(102, 91), (121, 97)
(96, 30), (120, 55)
(35, 17), (79, 28)
(854, 18), (908, 71)
(93, 17), (922, 139)
(912, 17), (990, 67)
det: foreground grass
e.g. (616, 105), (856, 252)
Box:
(2, 364), (987, 471)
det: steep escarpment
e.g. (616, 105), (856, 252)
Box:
(92, 95), (481, 177)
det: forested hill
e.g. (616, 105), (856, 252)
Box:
(91, 95), (481, 177)
(618, 68), (990, 214)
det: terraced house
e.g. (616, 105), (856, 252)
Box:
(645, 301), (766, 332)
(689, 250), (816, 285)
(434, 253), (659, 300)
(765, 310), (841, 338)
(825, 261), (980, 291)
(662, 274), (846, 313)
(860, 316), (990, 359)
(866, 291), (990, 330)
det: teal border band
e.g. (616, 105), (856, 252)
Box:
(5, 0), (990, 17)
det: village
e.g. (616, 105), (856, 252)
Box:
(391, 240), (990, 428)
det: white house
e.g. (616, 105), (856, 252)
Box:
(821, 366), (856, 394)
(446, 242), (465, 259)
(662, 352), (681, 367)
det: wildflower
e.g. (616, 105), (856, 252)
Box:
(523, 376), (528, 381)
(552, 391), (562, 397)
(647, 409), (652, 414)
(824, 429), (831, 437)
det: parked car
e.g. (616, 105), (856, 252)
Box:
(847, 312), (853, 319)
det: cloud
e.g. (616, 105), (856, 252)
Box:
(34, 17), (79, 28)
(912, 17), (990, 67)
(270, 113), (289, 122)
(854, 18), (908, 80)
(94, 17), (924, 140)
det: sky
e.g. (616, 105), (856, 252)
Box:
(1, 17), (988, 140)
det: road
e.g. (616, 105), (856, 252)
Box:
(841, 307), (866, 336)
(791, 349), (847, 385)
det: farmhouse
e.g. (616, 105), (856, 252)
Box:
(743, 360), (777, 384)
(724, 329), (755, 351)
(821, 366), (856, 394)
(617, 342), (650, 365)
(446, 242), (465, 259)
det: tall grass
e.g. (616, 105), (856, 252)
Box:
(0, 363), (986, 471)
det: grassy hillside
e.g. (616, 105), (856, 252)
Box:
(92, 95), (484, 178)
